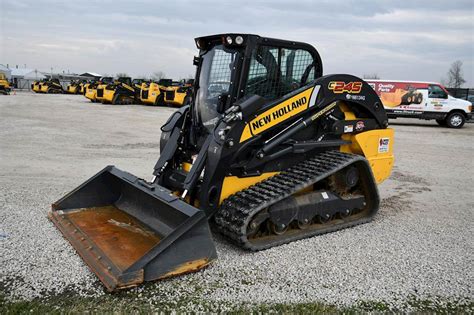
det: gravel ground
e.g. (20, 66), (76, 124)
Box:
(0, 92), (473, 311)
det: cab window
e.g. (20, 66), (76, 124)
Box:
(428, 85), (447, 99)
(245, 46), (317, 100)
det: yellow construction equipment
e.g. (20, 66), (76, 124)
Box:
(51, 34), (394, 292)
(163, 79), (194, 107)
(66, 80), (81, 94)
(102, 77), (143, 105)
(140, 79), (172, 105)
(32, 80), (44, 93)
(78, 80), (88, 95)
(0, 73), (11, 95)
(85, 77), (113, 102)
(39, 78), (64, 93)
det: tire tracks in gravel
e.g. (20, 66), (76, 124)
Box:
(379, 169), (432, 217)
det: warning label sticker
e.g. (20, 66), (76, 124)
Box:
(378, 138), (390, 153)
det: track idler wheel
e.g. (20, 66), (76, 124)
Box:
(268, 221), (288, 235)
(338, 208), (352, 219)
(296, 218), (311, 229)
(317, 212), (332, 223)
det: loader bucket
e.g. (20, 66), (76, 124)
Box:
(49, 166), (217, 291)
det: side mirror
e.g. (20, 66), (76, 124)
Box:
(217, 93), (229, 114)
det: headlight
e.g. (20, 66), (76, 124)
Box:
(226, 36), (233, 45)
(235, 35), (244, 45)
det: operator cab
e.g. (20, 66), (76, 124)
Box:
(193, 34), (323, 131)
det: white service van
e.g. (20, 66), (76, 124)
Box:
(367, 80), (472, 128)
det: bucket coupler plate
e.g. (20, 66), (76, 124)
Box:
(49, 166), (217, 291)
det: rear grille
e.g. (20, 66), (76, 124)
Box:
(141, 90), (148, 99)
(97, 89), (104, 97)
(165, 90), (175, 101)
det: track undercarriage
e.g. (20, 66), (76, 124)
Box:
(215, 151), (379, 250)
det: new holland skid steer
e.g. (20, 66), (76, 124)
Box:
(50, 34), (394, 292)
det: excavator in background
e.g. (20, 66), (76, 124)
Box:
(101, 77), (143, 105)
(163, 79), (194, 107)
(39, 78), (64, 93)
(140, 78), (173, 105)
(85, 77), (113, 102)
(0, 73), (11, 95)
(50, 34), (395, 292)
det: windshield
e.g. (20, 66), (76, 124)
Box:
(196, 44), (239, 131)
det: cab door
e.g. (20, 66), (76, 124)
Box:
(427, 84), (449, 113)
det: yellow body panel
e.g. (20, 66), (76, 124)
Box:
(0, 80), (10, 89)
(102, 89), (115, 103)
(164, 86), (187, 107)
(85, 88), (97, 101)
(168, 91), (187, 106)
(67, 85), (79, 94)
(32, 82), (41, 92)
(40, 84), (49, 93)
(338, 103), (394, 184)
(95, 84), (107, 102)
(340, 129), (394, 183)
(141, 82), (162, 105)
(240, 86), (316, 143)
(219, 172), (279, 204)
(0, 74), (10, 92)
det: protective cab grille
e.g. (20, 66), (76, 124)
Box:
(141, 90), (148, 99)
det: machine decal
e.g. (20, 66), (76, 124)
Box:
(368, 81), (426, 108)
(343, 125), (354, 133)
(328, 81), (362, 94)
(240, 86), (315, 142)
(355, 120), (365, 131)
(378, 138), (390, 153)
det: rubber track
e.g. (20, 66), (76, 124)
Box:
(214, 151), (378, 251)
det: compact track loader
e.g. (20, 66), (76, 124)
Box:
(32, 80), (45, 93)
(164, 79), (194, 107)
(0, 73), (11, 95)
(85, 77), (113, 102)
(66, 80), (81, 94)
(78, 80), (88, 95)
(50, 34), (394, 292)
(102, 77), (142, 104)
(140, 79), (172, 105)
(39, 78), (64, 94)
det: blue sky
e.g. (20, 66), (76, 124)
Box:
(1, 0), (473, 85)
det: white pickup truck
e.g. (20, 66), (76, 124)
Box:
(367, 80), (472, 128)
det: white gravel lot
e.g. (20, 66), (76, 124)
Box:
(0, 92), (473, 310)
